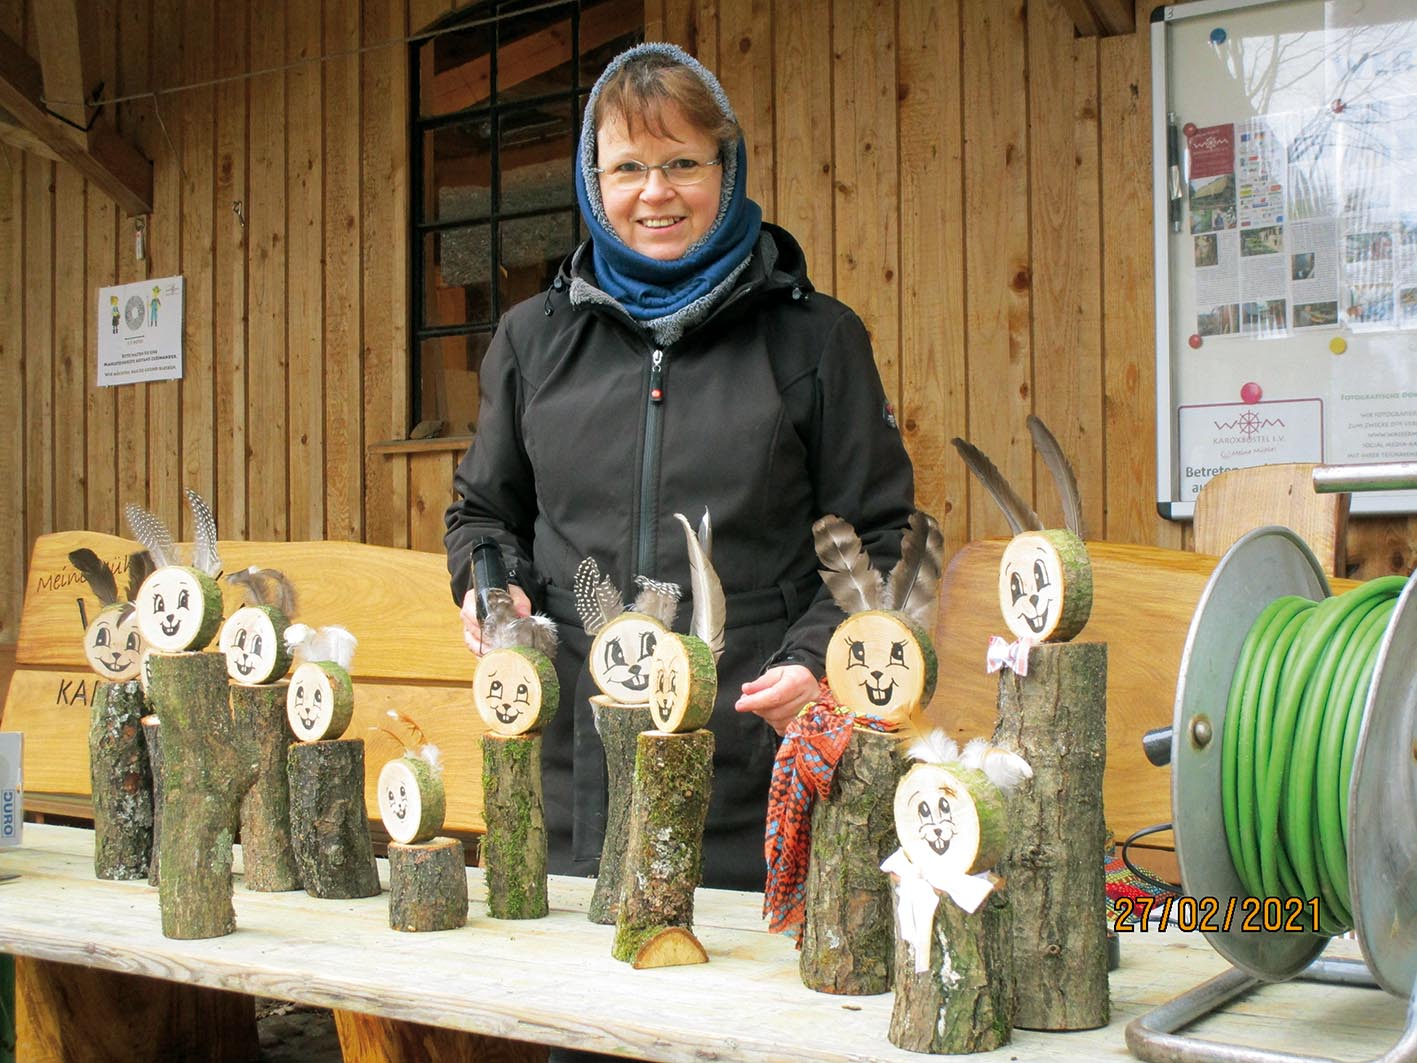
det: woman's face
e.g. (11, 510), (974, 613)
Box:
(596, 102), (723, 261)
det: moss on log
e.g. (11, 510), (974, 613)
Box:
(287, 739), (381, 899)
(481, 733), (548, 919)
(142, 715), (163, 887)
(388, 837), (468, 932)
(231, 682), (300, 892)
(995, 639), (1110, 1030)
(611, 729), (714, 965)
(800, 728), (901, 994)
(147, 652), (260, 940)
(888, 889), (1014, 1053)
(89, 679), (153, 881)
(588, 697), (653, 925)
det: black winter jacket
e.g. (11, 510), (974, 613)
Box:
(445, 223), (915, 890)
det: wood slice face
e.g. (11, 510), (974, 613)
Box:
(894, 763), (997, 879)
(997, 530), (1093, 643)
(136, 567), (224, 652)
(588, 613), (666, 706)
(472, 647), (559, 736)
(286, 661), (355, 742)
(218, 606), (292, 685)
(825, 611), (935, 721)
(83, 603), (144, 680)
(378, 756), (446, 844)
(648, 634), (717, 733)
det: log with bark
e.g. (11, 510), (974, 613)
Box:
(287, 739), (381, 899)
(994, 639), (1109, 1030)
(388, 837), (468, 932)
(587, 696), (653, 925)
(480, 733), (547, 920)
(89, 679), (153, 880)
(612, 729), (714, 967)
(146, 651), (260, 939)
(142, 714), (163, 886)
(230, 682), (300, 891)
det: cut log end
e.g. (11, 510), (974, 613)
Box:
(997, 529), (1093, 643)
(648, 633), (717, 733)
(825, 611), (937, 721)
(588, 613), (667, 706)
(472, 646), (560, 736)
(629, 926), (708, 969)
(287, 661), (355, 742)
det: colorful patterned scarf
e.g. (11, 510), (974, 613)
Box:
(763, 692), (894, 937)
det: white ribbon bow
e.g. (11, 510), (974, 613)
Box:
(881, 848), (998, 973)
(986, 634), (1034, 676)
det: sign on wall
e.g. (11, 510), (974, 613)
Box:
(96, 276), (184, 386)
(1, 731), (21, 848)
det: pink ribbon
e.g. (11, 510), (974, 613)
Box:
(985, 635), (1034, 677)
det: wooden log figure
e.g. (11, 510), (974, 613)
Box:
(884, 731), (1029, 1054)
(142, 714), (163, 886)
(575, 556), (681, 707)
(775, 511), (941, 994)
(126, 491), (226, 654)
(955, 415), (1110, 1030)
(284, 624), (358, 742)
(587, 696), (653, 924)
(219, 567), (298, 685)
(231, 682), (301, 891)
(287, 738), (381, 899)
(376, 712), (447, 846)
(69, 547), (153, 683)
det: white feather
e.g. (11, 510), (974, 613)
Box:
(960, 738), (1033, 793)
(286, 623), (357, 668)
(418, 744), (443, 772)
(284, 623), (314, 653)
(906, 729), (959, 766)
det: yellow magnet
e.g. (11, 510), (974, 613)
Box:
(1329, 337), (1347, 355)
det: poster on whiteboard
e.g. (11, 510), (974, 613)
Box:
(96, 276), (184, 386)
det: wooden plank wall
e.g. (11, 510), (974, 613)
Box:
(1, 0), (1414, 643)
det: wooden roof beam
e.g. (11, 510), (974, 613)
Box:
(1058, 0), (1104, 37)
(0, 25), (151, 215)
(1087, 0), (1136, 37)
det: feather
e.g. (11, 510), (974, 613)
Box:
(418, 743), (443, 772)
(386, 708), (429, 749)
(284, 622), (314, 654)
(479, 587), (522, 647)
(185, 489), (222, 577)
(950, 437), (1041, 535)
(285, 624), (357, 669)
(227, 567), (298, 616)
(812, 514), (883, 614)
(960, 738), (1034, 793)
(69, 548), (120, 606)
(124, 503), (178, 569)
(885, 511), (944, 630)
(905, 727), (960, 767)
(632, 575), (681, 628)
(501, 613), (561, 657)
(675, 510), (725, 662)
(125, 551), (155, 602)
(573, 557), (624, 636)
(1026, 415), (1085, 538)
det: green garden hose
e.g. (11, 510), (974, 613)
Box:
(1220, 576), (1408, 936)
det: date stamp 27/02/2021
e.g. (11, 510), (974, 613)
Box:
(1113, 894), (1321, 934)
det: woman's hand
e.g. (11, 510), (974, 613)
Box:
(460, 584), (532, 656)
(735, 664), (818, 735)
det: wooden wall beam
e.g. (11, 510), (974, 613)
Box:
(1088, 0), (1135, 37)
(0, 25), (151, 215)
(1058, 0), (1101, 37)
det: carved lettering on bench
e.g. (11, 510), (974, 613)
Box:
(55, 677), (93, 707)
(35, 554), (132, 595)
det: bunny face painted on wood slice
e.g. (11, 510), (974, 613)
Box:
(997, 529), (1092, 643)
(83, 605), (144, 680)
(588, 613), (667, 706)
(648, 633), (716, 733)
(219, 606), (292, 685)
(472, 646), (559, 736)
(136, 567), (224, 652)
(286, 661), (355, 742)
(378, 756), (445, 844)
(825, 611), (937, 722)
(893, 763), (1004, 880)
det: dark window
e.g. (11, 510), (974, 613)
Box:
(410, 0), (642, 433)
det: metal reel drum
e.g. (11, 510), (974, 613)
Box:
(1172, 526), (1331, 981)
(1350, 572), (1417, 998)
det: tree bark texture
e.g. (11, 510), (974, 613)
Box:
(480, 733), (548, 920)
(287, 739), (381, 899)
(142, 715), (163, 887)
(88, 680), (152, 880)
(612, 729), (714, 964)
(994, 640), (1110, 1030)
(147, 652), (260, 940)
(800, 728), (901, 994)
(388, 837), (468, 932)
(231, 682), (301, 892)
(888, 890), (1014, 1054)
(588, 698), (653, 924)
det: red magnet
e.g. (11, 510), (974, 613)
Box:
(1240, 381), (1262, 404)
(1188, 334), (1203, 349)
(1183, 122), (1198, 138)
(1332, 99), (1345, 114)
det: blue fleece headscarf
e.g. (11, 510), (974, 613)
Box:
(574, 42), (763, 323)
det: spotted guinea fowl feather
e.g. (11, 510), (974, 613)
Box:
(632, 575), (681, 629)
(185, 489), (222, 577)
(124, 503), (178, 569)
(812, 514), (882, 614)
(1026, 414), (1085, 538)
(885, 511), (943, 630)
(69, 548), (119, 606)
(950, 437), (1041, 535)
(574, 557), (624, 636)
(675, 510), (725, 662)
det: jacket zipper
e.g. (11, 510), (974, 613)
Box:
(636, 348), (666, 579)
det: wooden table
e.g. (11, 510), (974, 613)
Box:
(0, 826), (1407, 1062)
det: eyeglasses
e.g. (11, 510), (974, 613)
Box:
(592, 157), (722, 190)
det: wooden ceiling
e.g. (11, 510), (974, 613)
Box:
(1059, 0), (1137, 37)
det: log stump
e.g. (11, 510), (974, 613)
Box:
(142, 715), (163, 886)
(994, 640), (1110, 1030)
(389, 837), (469, 932)
(800, 728), (901, 994)
(88, 679), (152, 880)
(231, 682), (300, 892)
(287, 739), (381, 899)
(612, 729), (714, 967)
(147, 652), (260, 940)
(888, 890), (1014, 1054)
(588, 696), (653, 924)
(480, 733), (547, 920)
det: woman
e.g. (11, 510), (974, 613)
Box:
(445, 42), (914, 894)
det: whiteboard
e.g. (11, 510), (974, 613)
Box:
(1152, 0), (1417, 519)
